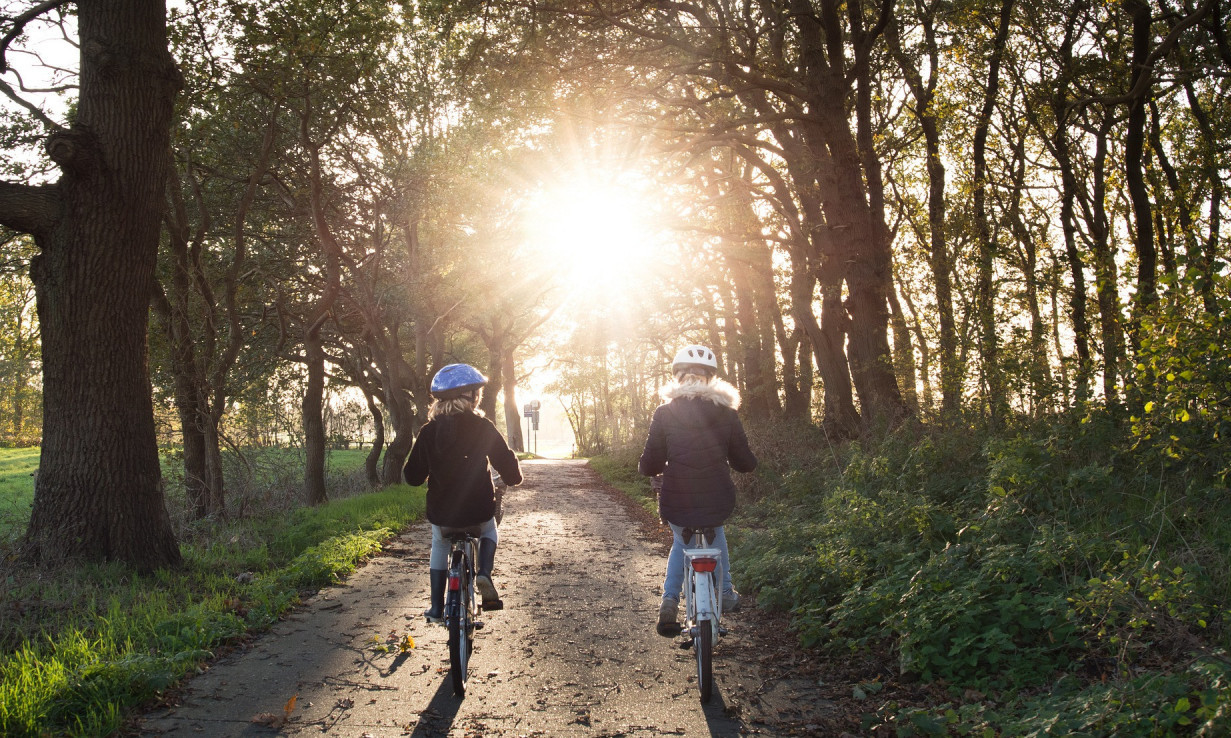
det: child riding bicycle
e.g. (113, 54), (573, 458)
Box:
(638, 345), (758, 636)
(404, 363), (523, 621)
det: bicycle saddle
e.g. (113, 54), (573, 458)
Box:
(681, 527), (718, 546)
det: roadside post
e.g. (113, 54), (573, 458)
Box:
(522, 400), (541, 455)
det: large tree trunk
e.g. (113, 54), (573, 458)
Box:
(6, 0), (183, 569)
(797, 7), (904, 429)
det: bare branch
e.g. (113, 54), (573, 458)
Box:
(0, 0), (72, 72)
(0, 74), (60, 130)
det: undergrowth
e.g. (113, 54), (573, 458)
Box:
(593, 412), (1231, 736)
(588, 449), (658, 517)
(0, 483), (425, 737)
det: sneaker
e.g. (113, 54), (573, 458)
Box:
(656, 597), (680, 637)
(722, 589), (741, 612)
(423, 607), (443, 624)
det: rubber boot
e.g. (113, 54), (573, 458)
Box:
(657, 597), (681, 637)
(476, 538), (502, 610)
(424, 569), (446, 623)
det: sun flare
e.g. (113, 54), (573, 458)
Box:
(525, 179), (668, 302)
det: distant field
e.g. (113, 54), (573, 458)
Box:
(0, 446), (379, 539)
(0, 448), (39, 538)
(327, 447), (371, 474)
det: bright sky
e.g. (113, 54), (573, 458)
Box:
(522, 174), (671, 309)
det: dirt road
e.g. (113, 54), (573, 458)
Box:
(140, 459), (848, 737)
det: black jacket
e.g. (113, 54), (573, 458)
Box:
(403, 412), (523, 528)
(638, 379), (757, 527)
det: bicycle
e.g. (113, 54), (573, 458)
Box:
(679, 526), (724, 703)
(441, 526), (503, 696)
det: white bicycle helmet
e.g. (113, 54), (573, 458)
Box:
(672, 344), (718, 375)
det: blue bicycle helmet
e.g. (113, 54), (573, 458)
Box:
(431, 363), (487, 399)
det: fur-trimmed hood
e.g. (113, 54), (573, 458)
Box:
(660, 377), (741, 410)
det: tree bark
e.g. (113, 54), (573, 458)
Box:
(302, 319), (329, 506)
(1123, 0), (1157, 328)
(362, 387), (384, 488)
(502, 348), (524, 452)
(886, 9), (958, 417)
(1089, 113), (1124, 410)
(7, 0), (183, 570)
(973, 0), (1015, 427)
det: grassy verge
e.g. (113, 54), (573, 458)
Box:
(591, 416), (1231, 737)
(0, 483), (425, 737)
(0, 448), (39, 538)
(586, 450), (657, 517)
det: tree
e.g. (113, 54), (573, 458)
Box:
(0, 0), (181, 569)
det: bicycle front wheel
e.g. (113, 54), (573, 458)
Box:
(695, 619), (713, 702)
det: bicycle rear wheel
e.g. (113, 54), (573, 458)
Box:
(695, 619), (713, 702)
(447, 557), (471, 696)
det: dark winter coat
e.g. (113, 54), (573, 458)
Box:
(403, 412), (523, 528)
(637, 378), (758, 527)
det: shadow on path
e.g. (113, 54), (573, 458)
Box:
(409, 676), (463, 737)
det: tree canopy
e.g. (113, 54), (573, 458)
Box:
(0, 0), (1228, 562)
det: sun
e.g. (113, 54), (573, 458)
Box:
(524, 178), (669, 302)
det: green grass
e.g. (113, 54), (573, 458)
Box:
(2, 446), (381, 539)
(326, 447), (372, 475)
(0, 448), (39, 538)
(0, 483), (426, 737)
(586, 449), (657, 517)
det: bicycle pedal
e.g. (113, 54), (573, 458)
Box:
(718, 627), (728, 636)
(474, 621), (484, 630)
(482, 599), (504, 611)
(678, 639), (693, 650)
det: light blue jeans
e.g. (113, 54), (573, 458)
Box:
(430, 518), (498, 570)
(662, 523), (732, 603)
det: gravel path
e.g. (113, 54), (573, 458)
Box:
(139, 459), (846, 737)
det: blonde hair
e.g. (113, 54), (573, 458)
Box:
(673, 369), (712, 386)
(427, 389), (485, 421)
